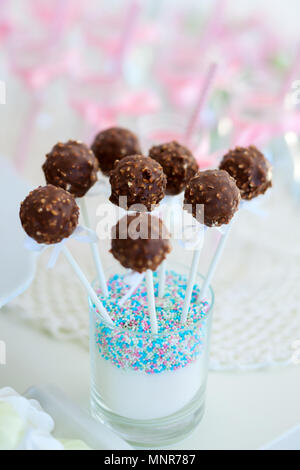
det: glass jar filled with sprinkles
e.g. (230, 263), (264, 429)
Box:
(89, 263), (214, 448)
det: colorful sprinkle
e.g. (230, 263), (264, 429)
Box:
(93, 270), (210, 374)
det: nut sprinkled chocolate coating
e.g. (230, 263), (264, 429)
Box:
(43, 140), (98, 198)
(184, 170), (240, 227)
(20, 185), (79, 244)
(109, 155), (167, 211)
(91, 127), (142, 175)
(149, 141), (198, 195)
(111, 213), (171, 273)
(219, 145), (272, 200)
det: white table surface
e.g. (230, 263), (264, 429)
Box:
(1, 307), (300, 450)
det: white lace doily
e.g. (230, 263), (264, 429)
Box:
(11, 181), (300, 371)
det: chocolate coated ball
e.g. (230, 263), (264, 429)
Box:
(111, 213), (171, 273)
(149, 141), (198, 195)
(184, 169), (240, 227)
(109, 155), (166, 211)
(43, 140), (98, 198)
(20, 185), (79, 244)
(219, 145), (272, 200)
(91, 127), (142, 176)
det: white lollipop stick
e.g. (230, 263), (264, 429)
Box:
(181, 245), (203, 324)
(79, 198), (108, 297)
(158, 260), (166, 298)
(145, 269), (158, 334)
(198, 220), (234, 303)
(119, 273), (145, 307)
(157, 198), (176, 298)
(62, 246), (113, 326)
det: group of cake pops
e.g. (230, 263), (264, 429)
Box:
(19, 126), (272, 333)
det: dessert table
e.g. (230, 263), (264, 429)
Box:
(1, 306), (300, 450)
(1, 156), (300, 450)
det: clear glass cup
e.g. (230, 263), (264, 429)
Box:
(89, 261), (214, 448)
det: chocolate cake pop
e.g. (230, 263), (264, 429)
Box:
(109, 155), (167, 211)
(42, 140), (98, 198)
(20, 185), (79, 244)
(111, 213), (171, 273)
(219, 145), (272, 200)
(91, 127), (142, 176)
(149, 141), (198, 195)
(184, 169), (240, 227)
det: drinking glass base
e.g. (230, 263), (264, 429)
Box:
(90, 384), (206, 448)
